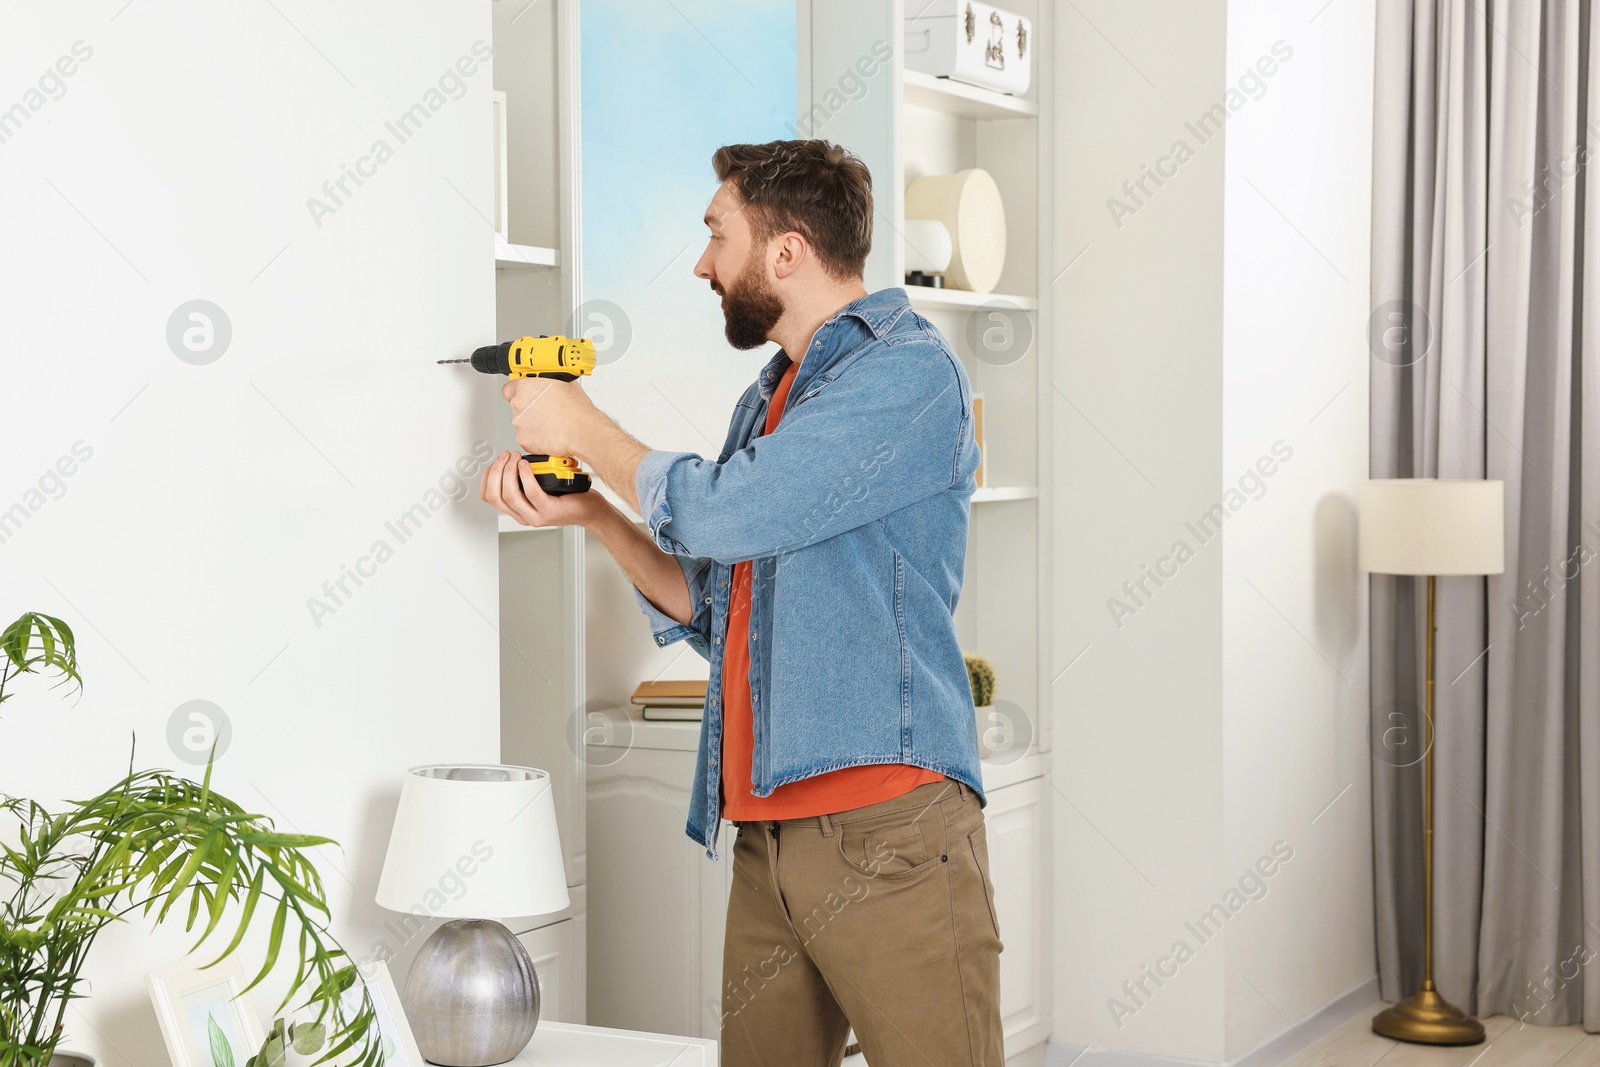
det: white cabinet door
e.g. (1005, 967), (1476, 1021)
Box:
(587, 739), (734, 1041)
(986, 775), (1050, 1053)
(520, 917), (583, 1026)
(785, 773), (1050, 1064)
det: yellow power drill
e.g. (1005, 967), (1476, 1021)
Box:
(439, 334), (598, 495)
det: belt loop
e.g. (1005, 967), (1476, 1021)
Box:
(818, 811), (834, 837)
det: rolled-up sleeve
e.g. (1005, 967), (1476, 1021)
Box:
(630, 550), (715, 660)
(635, 446), (691, 553)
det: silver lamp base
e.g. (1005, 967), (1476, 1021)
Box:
(402, 919), (540, 1066)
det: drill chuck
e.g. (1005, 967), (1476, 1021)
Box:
(435, 345), (522, 374)
(469, 342), (512, 375)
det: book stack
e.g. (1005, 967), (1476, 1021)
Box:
(630, 679), (707, 722)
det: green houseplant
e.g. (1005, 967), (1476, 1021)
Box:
(964, 653), (996, 710)
(0, 612), (382, 1067)
(964, 653), (999, 760)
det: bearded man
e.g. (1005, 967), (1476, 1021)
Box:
(480, 139), (1000, 1067)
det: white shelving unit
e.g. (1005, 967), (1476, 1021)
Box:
(810, 2), (1055, 1056)
(885, 3), (1052, 750)
(490, 0), (588, 1027)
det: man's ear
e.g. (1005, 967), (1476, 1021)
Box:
(771, 231), (808, 281)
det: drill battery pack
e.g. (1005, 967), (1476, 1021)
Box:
(523, 453), (592, 496)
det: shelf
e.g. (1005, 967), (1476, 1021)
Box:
(495, 238), (560, 270)
(500, 492), (1030, 531)
(497, 483), (642, 533)
(980, 748), (1050, 793)
(973, 485), (1038, 503)
(499, 514), (561, 534)
(902, 70), (1039, 120)
(906, 286), (1038, 312)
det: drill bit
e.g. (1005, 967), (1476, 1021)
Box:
(437, 358), (471, 364)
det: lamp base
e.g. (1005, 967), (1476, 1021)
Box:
(1372, 984), (1485, 1046)
(402, 919), (540, 1066)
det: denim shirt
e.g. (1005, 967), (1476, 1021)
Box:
(630, 287), (985, 858)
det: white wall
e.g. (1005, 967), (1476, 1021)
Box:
(1051, 1), (1374, 1062)
(1051, 0), (1230, 1058)
(0, 2), (500, 1062)
(1220, 0), (1375, 1058)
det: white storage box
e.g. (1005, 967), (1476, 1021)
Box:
(904, 0), (1032, 96)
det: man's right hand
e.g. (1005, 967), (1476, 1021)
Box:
(480, 450), (613, 529)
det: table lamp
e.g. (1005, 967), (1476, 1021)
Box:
(1360, 478), (1504, 1045)
(376, 765), (569, 1066)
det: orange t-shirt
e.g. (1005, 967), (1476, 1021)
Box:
(720, 358), (945, 821)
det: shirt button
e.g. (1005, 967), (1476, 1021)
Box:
(714, 635), (722, 644)
(704, 596), (712, 604)
(656, 636), (665, 644)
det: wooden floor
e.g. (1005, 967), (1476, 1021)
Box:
(1282, 1008), (1600, 1067)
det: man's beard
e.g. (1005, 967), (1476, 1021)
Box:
(718, 258), (784, 350)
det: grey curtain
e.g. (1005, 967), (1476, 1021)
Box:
(1372, 0), (1600, 1029)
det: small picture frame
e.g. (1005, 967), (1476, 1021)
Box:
(971, 392), (987, 488)
(146, 955), (266, 1067)
(341, 960), (425, 1067)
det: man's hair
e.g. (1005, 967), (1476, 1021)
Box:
(712, 140), (873, 279)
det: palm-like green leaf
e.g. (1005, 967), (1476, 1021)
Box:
(0, 608), (383, 1067)
(0, 613), (80, 708)
(0, 769), (385, 1067)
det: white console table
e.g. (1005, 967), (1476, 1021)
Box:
(511, 1020), (716, 1065)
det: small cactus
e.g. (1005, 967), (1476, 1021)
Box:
(964, 653), (996, 707)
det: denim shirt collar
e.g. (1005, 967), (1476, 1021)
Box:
(755, 287), (913, 404)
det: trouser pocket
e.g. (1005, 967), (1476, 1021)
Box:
(967, 821), (1002, 940)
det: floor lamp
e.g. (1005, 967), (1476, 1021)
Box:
(1360, 478), (1504, 1046)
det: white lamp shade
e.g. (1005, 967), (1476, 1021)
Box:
(903, 219), (954, 273)
(1359, 479), (1506, 576)
(376, 764), (569, 920)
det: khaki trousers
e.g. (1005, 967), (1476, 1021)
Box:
(719, 778), (1004, 1067)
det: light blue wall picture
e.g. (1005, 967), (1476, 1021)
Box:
(578, 0), (797, 464)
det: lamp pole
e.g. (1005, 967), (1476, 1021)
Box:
(1371, 575), (1485, 1045)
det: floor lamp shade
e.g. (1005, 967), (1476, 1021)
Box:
(1359, 479), (1505, 576)
(376, 764), (569, 919)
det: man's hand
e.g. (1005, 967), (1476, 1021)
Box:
(502, 377), (603, 459)
(480, 450), (613, 529)
(499, 377), (651, 514)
